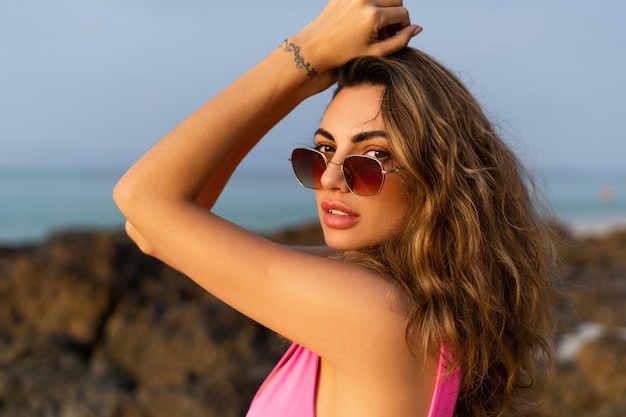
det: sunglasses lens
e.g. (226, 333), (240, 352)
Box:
(344, 156), (384, 197)
(291, 148), (387, 197)
(291, 148), (326, 189)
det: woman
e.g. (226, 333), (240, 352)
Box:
(114, 1), (556, 416)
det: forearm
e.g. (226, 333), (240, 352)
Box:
(114, 43), (327, 221)
(114, 0), (420, 241)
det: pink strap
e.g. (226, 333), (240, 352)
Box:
(427, 345), (460, 417)
(247, 343), (459, 417)
(246, 344), (318, 417)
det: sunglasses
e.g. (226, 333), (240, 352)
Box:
(289, 147), (401, 198)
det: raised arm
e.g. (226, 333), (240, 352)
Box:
(113, 0), (420, 363)
(174, 0), (421, 211)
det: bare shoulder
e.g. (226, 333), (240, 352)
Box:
(313, 278), (439, 417)
(316, 314), (439, 417)
(126, 207), (438, 414)
(134, 209), (407, 362)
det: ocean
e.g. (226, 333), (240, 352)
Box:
(1, 165), (625, 245)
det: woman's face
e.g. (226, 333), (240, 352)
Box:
(314, 85), (410, 251)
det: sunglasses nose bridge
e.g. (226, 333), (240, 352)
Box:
(320, 159), (349, 192)
(327, 159), (343, 167)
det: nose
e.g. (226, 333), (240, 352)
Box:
(319, 160), (348, 192)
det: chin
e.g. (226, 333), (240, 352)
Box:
(323, 235), (356, 252)
(323, 232), (380, 252)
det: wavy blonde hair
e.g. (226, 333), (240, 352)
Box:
(334, 48), (557, 417)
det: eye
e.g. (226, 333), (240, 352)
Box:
(315, 144), (336, 158)
(365, 149), (390, 161)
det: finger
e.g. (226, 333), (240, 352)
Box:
(376, 6), (410, 39)
(378, 6), (410, 27)
(373, 24), (422, 54)
(377, 24), (403, 41)
(374, 0), (404, 7)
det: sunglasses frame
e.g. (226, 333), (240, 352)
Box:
(289, 147), (401, 198)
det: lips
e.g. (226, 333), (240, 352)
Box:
(320, 201), (359, 229)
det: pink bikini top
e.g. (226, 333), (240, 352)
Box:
(245, 343), (460, 417)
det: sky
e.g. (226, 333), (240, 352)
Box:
(1, 0), (625, 173)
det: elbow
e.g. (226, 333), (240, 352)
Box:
(113, 180), (149, 248)
(112, 179), (128, 212)
(114, 180), (162, 259)
(112, 176), (139, 221)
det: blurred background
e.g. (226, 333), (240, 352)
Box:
(1, 0), (625, 244)
(0, 1), (625, 416)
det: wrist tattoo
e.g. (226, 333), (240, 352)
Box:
(281, 39), (318, 77)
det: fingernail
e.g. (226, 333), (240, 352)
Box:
(412, 25), (423, 36)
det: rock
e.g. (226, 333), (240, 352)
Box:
(576, 334), (626, 402)
(0, 230), (289, 417)
(534, 227), (626, 416)
(103, 297), (220, 387)
(0, 224), (625, 416)
(2, 232), (134, 346)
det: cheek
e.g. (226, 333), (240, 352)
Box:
(379, 190), (411, 230)
(366, 197), (409, 236)
(386, 203), (409, 232)
(382, 178), (410, 210)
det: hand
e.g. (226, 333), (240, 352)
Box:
(291, 0), (421, 73)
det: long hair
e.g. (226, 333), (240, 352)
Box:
(333, 48), (557, 417)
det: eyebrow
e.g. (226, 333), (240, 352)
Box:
(315, 128), (389, 143)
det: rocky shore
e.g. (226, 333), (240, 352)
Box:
(0, 222), (625, 416)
